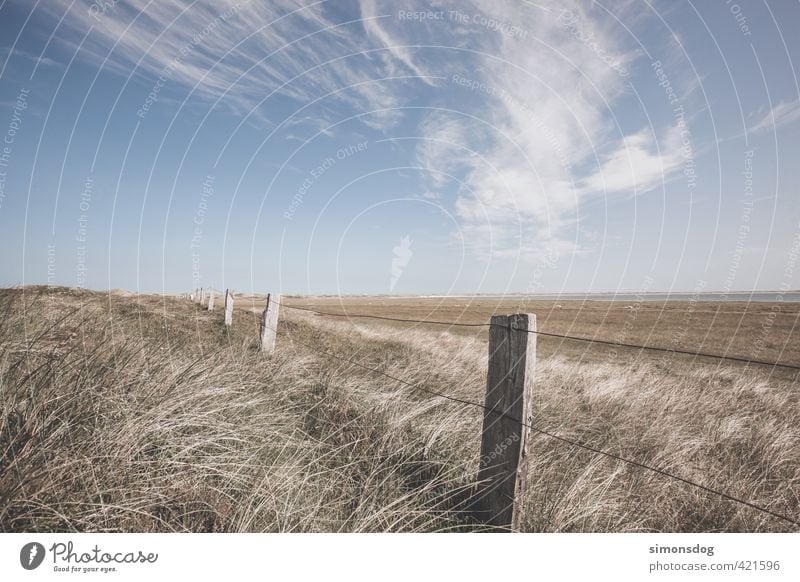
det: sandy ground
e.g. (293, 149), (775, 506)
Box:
(231, 294), (800, 372)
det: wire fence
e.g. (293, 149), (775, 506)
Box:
(195, 294), (800, 528)
(275, 301), (800, 372)
(257, 298), (800, 528)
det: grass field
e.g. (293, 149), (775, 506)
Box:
(263, 294), (800, 367)
(1, 286), (798, 532)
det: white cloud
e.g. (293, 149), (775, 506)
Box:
(582, 126), (684, 195)
(43, 0), (685, 261)
(39, 0), (415, 121)
(360, 0), (681, 260)
(750, 99), (800, 135)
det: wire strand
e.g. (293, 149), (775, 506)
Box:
(267, 317), (799, 529)
(273, 300), (800, 371)
(274, 301), (489, 327)
(524, 328), (800, 371)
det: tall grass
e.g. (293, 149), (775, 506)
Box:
(0, 287), (797, 532)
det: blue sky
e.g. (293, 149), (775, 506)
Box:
(0, 0), (798, 295)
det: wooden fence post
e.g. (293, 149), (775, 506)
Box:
(224, 289), (234, 326)
(207, 289), (215, 311)
(475, 313), (536, 531)
(259, 293), (281, 353)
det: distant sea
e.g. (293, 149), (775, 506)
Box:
(414, 292), (800, 302)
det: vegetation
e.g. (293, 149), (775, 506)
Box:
(1, 287), (797, 532)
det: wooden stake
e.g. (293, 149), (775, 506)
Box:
(476, 313), (536, 531)
(224, 289), (234, 326)
(259, 293), (281, 353)
(207, 289), (215, 311)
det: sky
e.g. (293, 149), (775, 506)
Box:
(0, 0), (798, 295)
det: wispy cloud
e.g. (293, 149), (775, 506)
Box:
(360, 0), (683, 259)
(582, 126), (684, 195)
(41, 0), (686, 261)
(39, 0), (415, 122)
(750, 99), (800, 135)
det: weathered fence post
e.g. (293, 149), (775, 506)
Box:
(475, 313), (536, 531)
(259, 293), (281, 353)
(224, 289), (234, 326)
(200, 287), (206, 306)
(207, 289), (215, 311)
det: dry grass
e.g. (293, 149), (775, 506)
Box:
(1, 287), (798, 532)
(274, 294), (800, 366)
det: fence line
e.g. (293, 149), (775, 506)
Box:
(258, 316), (800, 529)
(272, 301), (800, 372)
(273, 302), (489, 327)
(189, 292), (800, 528)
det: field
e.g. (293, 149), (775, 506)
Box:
(1, 286), (798, 532)
(251, 294), (800, 367)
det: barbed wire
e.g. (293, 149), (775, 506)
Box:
(273, 300), (800, 371)
(267, 319), (799, 529)
(191, 295), (799, 526)
(270, 301), (489, 327)
(526, 328), (800, 371)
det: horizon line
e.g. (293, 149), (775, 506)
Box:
(5, 284), (800, 298)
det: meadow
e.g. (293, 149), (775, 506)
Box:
(1, 286), (798, 532)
